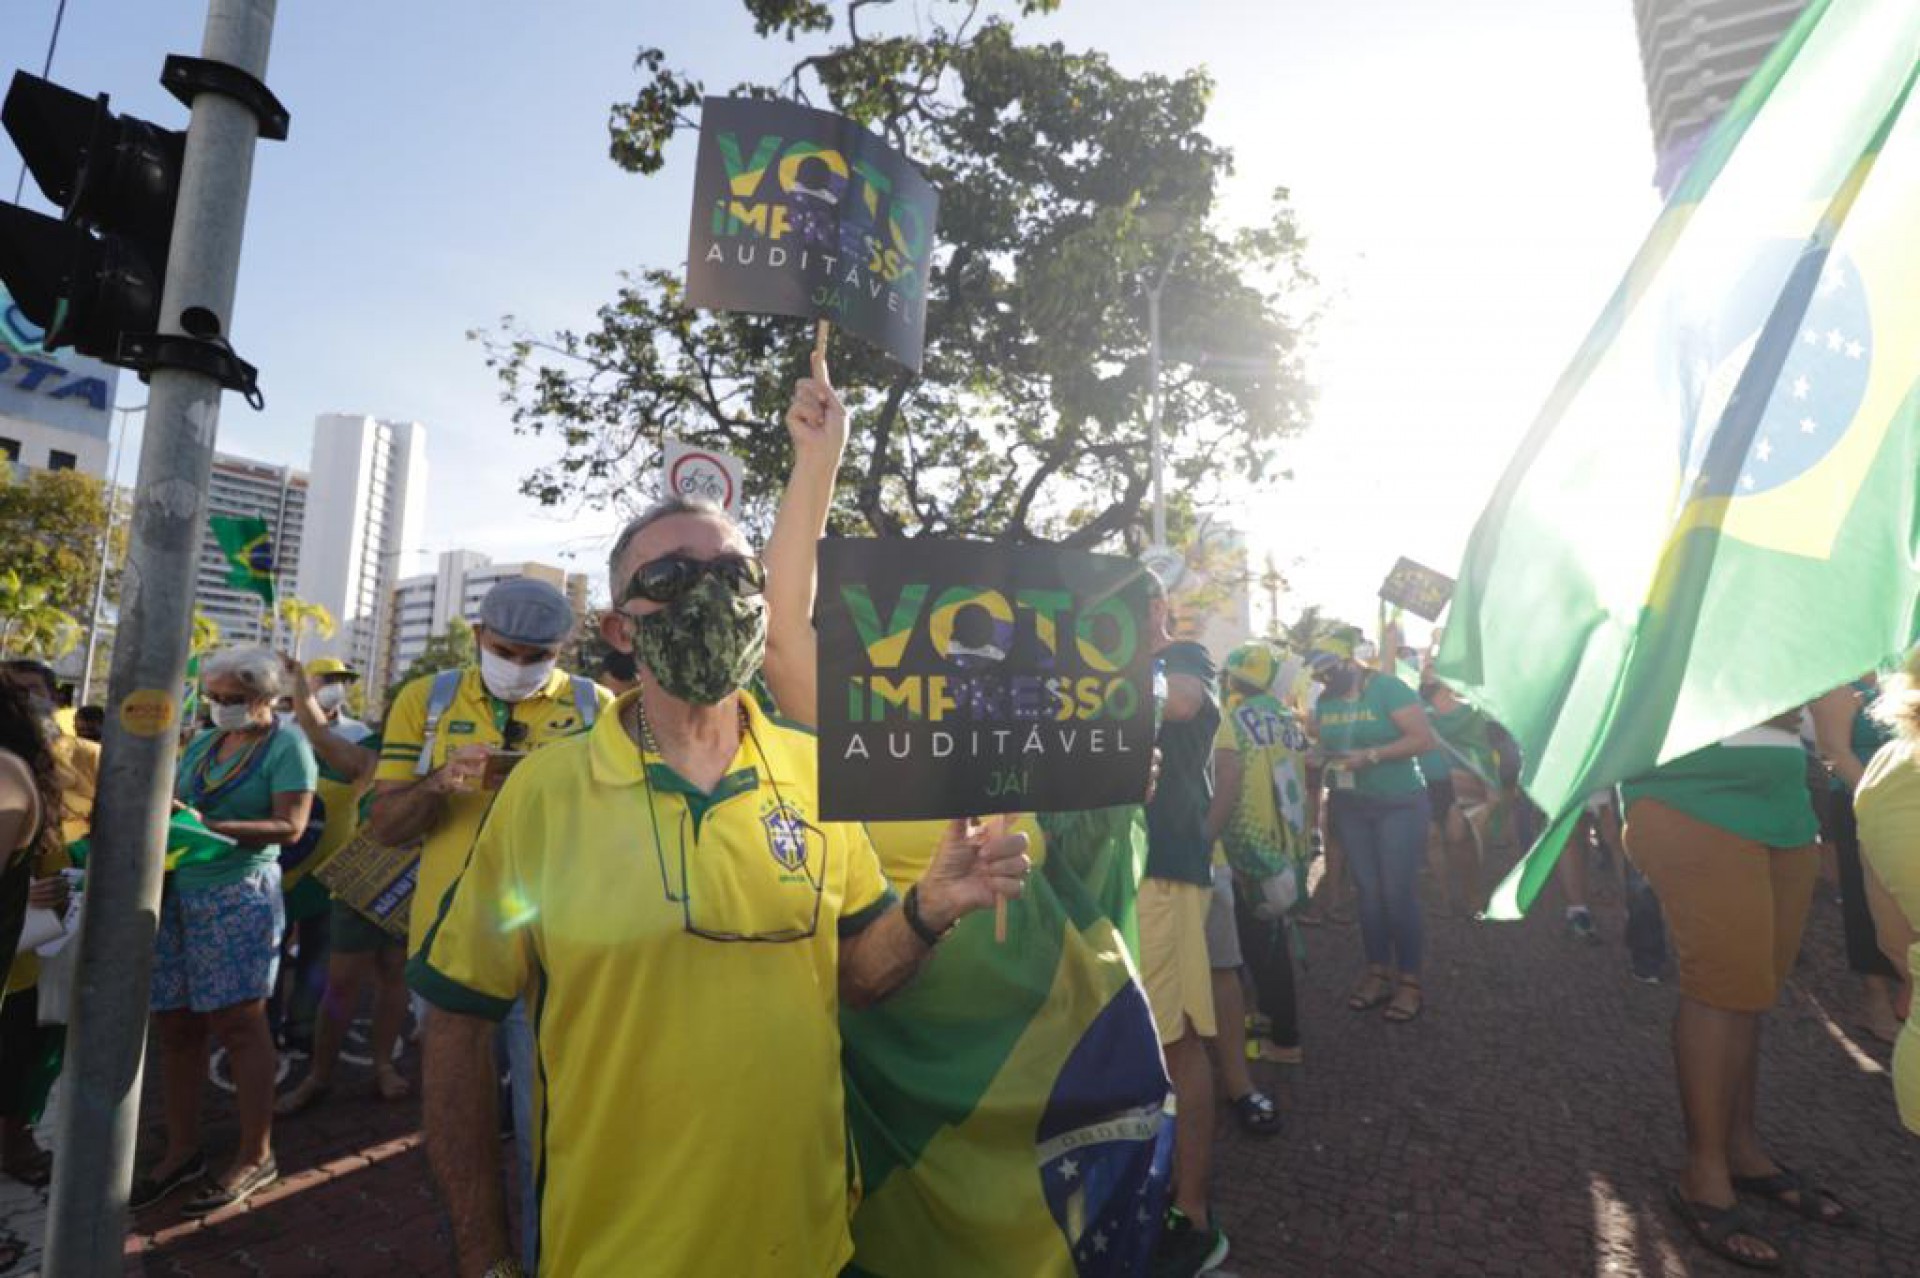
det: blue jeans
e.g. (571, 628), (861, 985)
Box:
(501, 999), (539, 1273)
(1329, 790), (1431, 974)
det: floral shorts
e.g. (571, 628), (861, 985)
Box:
(152, 866), (286, 1014)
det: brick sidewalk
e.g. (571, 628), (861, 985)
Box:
(2, 852), (1915, 1276)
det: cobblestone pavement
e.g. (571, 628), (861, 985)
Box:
(0, 848), (1914, 1276)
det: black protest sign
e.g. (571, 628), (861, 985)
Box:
(1379, 557), (1456, 622)
(685, 97), (939, 371)
(816, 541), (1155, 821)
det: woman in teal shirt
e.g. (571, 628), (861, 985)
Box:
(1308, 636), (1439, 1024)
(133, 646), (316, 1218)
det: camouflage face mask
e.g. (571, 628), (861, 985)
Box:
(632, 574), (768, 706)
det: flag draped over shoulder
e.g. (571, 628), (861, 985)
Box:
(210, 514), (277, 607)
(842, 807), (1171, 1278)
(1437, 0), (1920, 918)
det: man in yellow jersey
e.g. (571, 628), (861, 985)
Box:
(370, 577), (610, 1273)
(409, 499), (1032, 1277)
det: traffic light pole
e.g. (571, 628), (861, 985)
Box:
(45, 2), (279, 1273)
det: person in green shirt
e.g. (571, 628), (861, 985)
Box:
(1308, 634), (1438, 1025)
(1622, 712), (1853, 1271)
(134, 646), (317, 1219)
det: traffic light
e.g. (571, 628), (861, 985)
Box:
(0, 71), (184, 365)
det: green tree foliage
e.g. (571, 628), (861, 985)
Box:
(0, 468), (127, 618)
(383, 617), (477, 711)
(478, 0), (1313, 549)
(0, 570), (79, 659)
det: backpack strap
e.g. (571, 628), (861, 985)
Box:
(568, 675), (599, 730)
(414, 669), (469, 778)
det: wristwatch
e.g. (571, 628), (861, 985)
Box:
(903, 884), (953, 948)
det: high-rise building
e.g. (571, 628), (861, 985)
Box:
(1632, 0), (1810, 194)
(195, 453), (308, 646)
(386, 551), (591, 682)
(295, 414), (428, 696)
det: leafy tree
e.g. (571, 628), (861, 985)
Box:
(275, 596), (337, 658)
(383, 617), (477, 712)
(0, 468), (128, 619)
(478, 0), (1314, 549)
(0, 570), (79, 660)
(190, 609), (223, 657)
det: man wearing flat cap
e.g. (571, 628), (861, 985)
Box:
(369, 576), (610, 1271)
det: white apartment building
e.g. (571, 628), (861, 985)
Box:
(195, 453), (309, 647)
(1632, 0), (1810, 194)
(295, 414), (428, 694)
(387, 551), (591, 682)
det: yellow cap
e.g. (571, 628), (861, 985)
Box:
(305, 657), (359, 681)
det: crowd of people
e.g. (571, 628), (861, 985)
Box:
(0, 364), (1912, 1276)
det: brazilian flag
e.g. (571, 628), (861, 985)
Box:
(842, 806), (1171, 1278)
(210, 514), (277, 607)
(1438, 0), (1920, 916)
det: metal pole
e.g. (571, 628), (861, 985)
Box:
(79, 403), (143, 705)
(45, 4), (278, 1273)
(1145, 242), (1183, 550)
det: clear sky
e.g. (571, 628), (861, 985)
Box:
(13, 0), (1661, 623)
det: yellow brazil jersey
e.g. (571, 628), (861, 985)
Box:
(1212, 692), (1312, 881)
(408, 692), (897, 1278)
(375, 666), (612, 953)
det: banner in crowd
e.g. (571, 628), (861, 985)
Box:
(815, 541), (1155, 821)
(1379, 557), (1454, 623)
(843, 808), (1170, 1278)
(684, 96), (940, 370)
(210, 514), (277, 607)
(1437, 0), (1920, 917)
(661, 437), (745, 517)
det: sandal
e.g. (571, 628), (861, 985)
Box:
(181, 1157), (278, 1218)
(375, 1067), (412, 1102)
(129, 1150), (207, 1211)
(275, 1076), (332, 1116)
(1347, 972), (1391, 1012)
(1731, 1165), (1856, 1228)
(1668, 1185), (1783, 1271)
(1228, 1090), (1280, 1137)
(1383, 977), (1423, 1024)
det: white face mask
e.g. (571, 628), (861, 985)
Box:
(315, 683), (350, 712)
(480, 649), (555, 703)
(210, 701), (262, 732)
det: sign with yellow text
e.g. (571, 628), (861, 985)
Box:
(685, 97), (939, 370)
(817, 541), (1154, 820)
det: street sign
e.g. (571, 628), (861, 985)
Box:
(662, 438), (745, 517)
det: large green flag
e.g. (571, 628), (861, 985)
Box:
(1437, 0), (1920, 918)
(209, 514), (277, 607)
(841, 808), (1171, 1278)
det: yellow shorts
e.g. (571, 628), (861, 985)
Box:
(1137, 878), (1216, 1045)
(1624, 799), (1817, 1012)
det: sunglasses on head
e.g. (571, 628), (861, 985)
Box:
(623, 553), (767, 605)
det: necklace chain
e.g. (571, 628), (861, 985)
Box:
(631, 694), (749, 760)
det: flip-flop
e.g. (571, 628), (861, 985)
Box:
(1667, 1185), (1783, 1271)
(1228, 1090), (1280, 1137)
(1731, 1166), (1856, 1229)
(1347, 977), (1391, 1011)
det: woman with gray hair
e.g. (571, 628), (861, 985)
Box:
(131, 645), (317, 1217)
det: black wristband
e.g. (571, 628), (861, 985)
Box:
(902, 884), (946, 948)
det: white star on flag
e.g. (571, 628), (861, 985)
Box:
(1092, 1231), (1109, 1254)
(1826, 328), (1845, 350)
(1741, 475), (1756, 491)
(1756, 438), (1773, 462)
(1800, 416), (1818, 434)
(1803, 328), (1821, 345)
(1792, 375), (1811, 399)
(1847, 340), (1864, 359)
(1057, 1157), (1079, 1182)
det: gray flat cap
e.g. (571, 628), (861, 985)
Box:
(479, 577), (574, 646)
